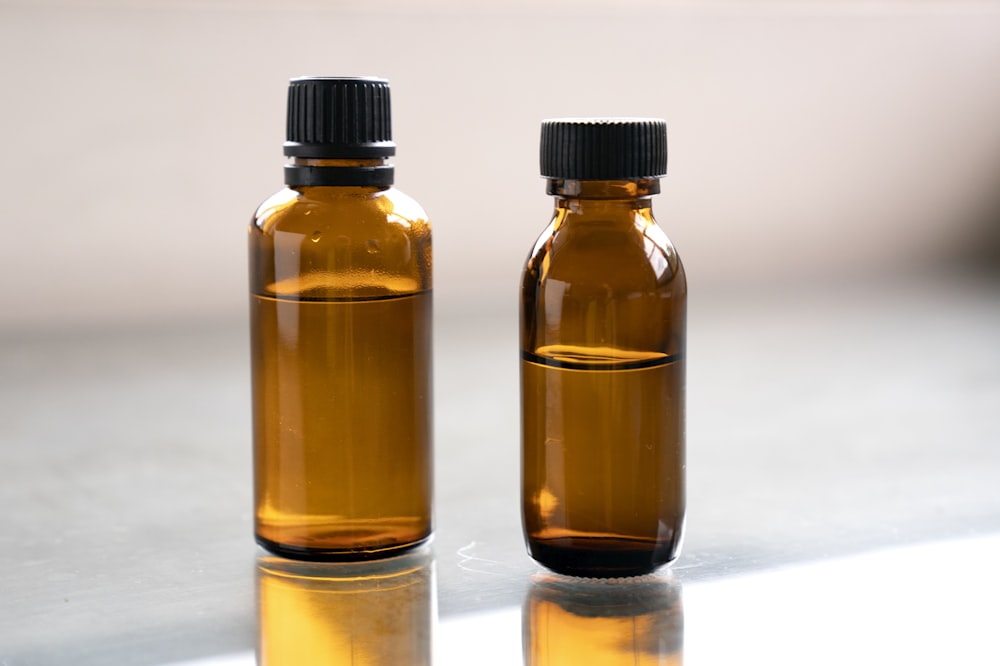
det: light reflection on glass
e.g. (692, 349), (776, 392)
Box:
(523, 573), (683, 665)
(256, 548), (434, 666)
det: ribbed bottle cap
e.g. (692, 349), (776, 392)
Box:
(284, 77), (395, 158)
(540, 118), (667, 180)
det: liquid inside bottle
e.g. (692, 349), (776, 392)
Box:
(521, 349), (684, 576)
(251, 291), (432, 557)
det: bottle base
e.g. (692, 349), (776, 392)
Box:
(528, 536), (678, 578)
(256, 532), (432, 562)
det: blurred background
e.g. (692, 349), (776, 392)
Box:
(2, 1), (1000, 664)
(1, 0), (999, 332)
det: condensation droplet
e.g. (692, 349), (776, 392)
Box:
(310, 231), (321, 243)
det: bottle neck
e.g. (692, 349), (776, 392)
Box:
(291, 158), (386, 168)
(547, 178), (659, 214)
(284, 156), (394, 188)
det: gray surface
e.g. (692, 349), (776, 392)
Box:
(2, 271), (999, 664)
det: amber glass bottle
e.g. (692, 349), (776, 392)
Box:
(249, 77), (432, 561)
(521, 118), (686, 577)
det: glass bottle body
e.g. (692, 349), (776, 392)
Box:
(249, 175), (433, 561)
(520, 179), (686, 577)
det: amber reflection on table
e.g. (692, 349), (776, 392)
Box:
(256, 548), (433, 666)
(524, 573), (683, 665)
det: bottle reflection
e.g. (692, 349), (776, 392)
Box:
(256, 547), (434, 666)
(524, 573), (683, 666)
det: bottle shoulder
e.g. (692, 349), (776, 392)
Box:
(250, 186), (430, 236)
(248, 186), (432, 298)
(523, 209), (684, 293)
(381, 187), (430, 225)
(519, 207), (686, 357)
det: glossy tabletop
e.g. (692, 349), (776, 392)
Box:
(2, 273), (998, 664)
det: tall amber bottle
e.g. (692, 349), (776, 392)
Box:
(249, 77), (432, 561)
(521, 118), (686, 577)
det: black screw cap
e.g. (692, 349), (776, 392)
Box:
(284, 77), (395, 159)
(540, 118), (667, 180)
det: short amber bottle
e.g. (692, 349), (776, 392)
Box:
(249, 77), (433, 561)
(520, 118), (686, 577)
